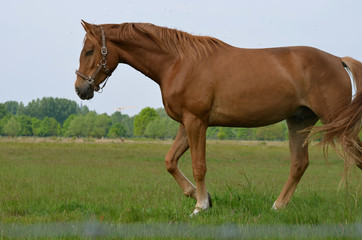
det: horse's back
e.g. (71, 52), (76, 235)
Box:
(203, 46), (349, 126)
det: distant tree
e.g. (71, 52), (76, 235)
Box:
(77, 104), (90, 115)
(93, 114), (111, 138)
(110, 112), (134, 137)
(108, 122), (127, 138)
(205, 123), (288, 141)
(31, 118), (41, 136)
(16, 102), (26, 116)
(207, 127), (235, 140)
(4, 101), (19, 115)
(3, 116), (21, 137)
(255, 127), (268, 140)
(206, 127), (219, 139)
(17, 115), (33, 136)
(155, 108), (169, 118)
(63, 112), (111, 138)
(217, 128), (227, 140)
(61, 114), (76, 136)
(255, 122), (286, 141)
(121, 115), (134, 137)
(65, 115), (85, 137)
(223, 127), (234, 139)
(110, 111), (123, 124)
(144, 117), (178, 139)
(0, 104), (7, 119)
(234, 128), (255, 140)
(23, 97), (81, 124)
(145, 118), (166, 139)
(0, 114), (12, 135)
(34, 117), (60, 137)
(281, 122), (288, 140)
(133, 107), (159, 136)
(83, 112), (97, 137)
(53, 98), (80, 124)
(164, 118), (178, 139)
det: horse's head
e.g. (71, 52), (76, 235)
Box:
(75, 20), (116, 100)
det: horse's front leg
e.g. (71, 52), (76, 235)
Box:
(183, 115), (211, 216)
(165, 124), (196, 198)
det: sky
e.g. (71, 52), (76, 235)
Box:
(1, 0), (362, 116)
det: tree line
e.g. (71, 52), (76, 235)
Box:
(0, 97), (289, 141)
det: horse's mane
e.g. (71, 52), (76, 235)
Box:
(107, 23), (227, 60)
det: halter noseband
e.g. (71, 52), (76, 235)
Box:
(75, 26), (112, 92)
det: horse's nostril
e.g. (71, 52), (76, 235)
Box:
(75, 85), (94, 100)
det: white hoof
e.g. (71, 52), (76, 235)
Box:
(190, 207), (202, 217)
(272, 201), (278, 210)
(190, 194), (212, 217)
(190, 205), (210, 217)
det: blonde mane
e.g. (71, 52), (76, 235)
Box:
(108, 23), (227, 59)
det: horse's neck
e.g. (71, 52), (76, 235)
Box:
(112, 36), (176, 85)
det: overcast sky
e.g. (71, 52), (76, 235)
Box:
(1, 0), (362, 116)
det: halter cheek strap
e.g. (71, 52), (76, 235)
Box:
(75, 26), (112, 92)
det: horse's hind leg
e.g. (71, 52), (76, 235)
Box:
(165, 124), (196, 199)
(273, 110), (318, 209)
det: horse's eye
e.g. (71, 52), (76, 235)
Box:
(85, 50), (94, 56)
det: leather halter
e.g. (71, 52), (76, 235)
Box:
(75, 26), (112, 92)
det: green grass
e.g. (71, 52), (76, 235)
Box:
(0, 139), (361, 238)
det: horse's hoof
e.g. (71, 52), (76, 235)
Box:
(190, 207), (202, 217)
(208, 192), (213, 208)
(272, 201), (278, 210)
(190, 194), (212, 217)
(189, 193), (212, 217)
(272, 201), (286, 210)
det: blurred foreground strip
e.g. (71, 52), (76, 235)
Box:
(0, 221), (361, 239)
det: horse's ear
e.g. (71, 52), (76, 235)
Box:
(81, 20), (90, 32)
(81, 20), (101, 47)
(81, 20), (97, 34)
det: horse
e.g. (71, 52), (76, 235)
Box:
(75, 20), (361, 216)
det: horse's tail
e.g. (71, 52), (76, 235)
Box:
(308, 57), (362, 171)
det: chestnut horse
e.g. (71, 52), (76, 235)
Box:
(75, 21), (361, 216)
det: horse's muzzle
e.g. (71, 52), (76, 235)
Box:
(75, 84), (94, 100)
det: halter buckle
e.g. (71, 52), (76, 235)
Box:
(100, 59), (107, 66)
(101, 47), (107, 55)
(87, 78), (94, 85)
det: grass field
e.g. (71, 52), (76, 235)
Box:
(0, 138), (361, 239)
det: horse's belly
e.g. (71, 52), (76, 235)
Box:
(207, 63), (303, 127)
(209, 110), (290, 127)
(209, 92), (299, 127)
